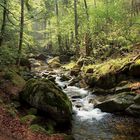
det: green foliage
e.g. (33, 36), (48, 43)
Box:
(0, 0), (140, 60)
(29, 124), (48, 134)
(0, 46), (17, 67)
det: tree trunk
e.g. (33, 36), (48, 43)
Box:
(0, 0), (7, 47)
(55, 0), (62, 54)
(74, 0), (79, 57)
(84, 0), (92, 56)
(17, 0), (24, 66)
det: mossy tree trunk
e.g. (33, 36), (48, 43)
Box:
(0, 0), (7, 47)
(17, 0), (24, 67)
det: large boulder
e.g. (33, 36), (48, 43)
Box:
(95, 92), (135, 112)
(21, 78), (72, 124)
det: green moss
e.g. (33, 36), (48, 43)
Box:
(84, 56), (131, 76)
(27, 108), (38, 115)
(29, 124), (48, 134)
(21, 78), (72, 123)
(20, 115), (37, 124)
(3, 69), (26, 87)
(135, 59), (140, 65)
(62, 61), (76, 70)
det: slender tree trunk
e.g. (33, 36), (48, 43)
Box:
(93, 0), (97, 8)
(0, 0), (7, 46)
(55, 0), (62, 54)
(74, 0), (79, 57)
(17, 0), (24, 66)
(84, 0), (92, 56)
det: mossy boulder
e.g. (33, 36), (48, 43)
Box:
(95, 92), (136, 112)
(20, 115), (38, 124)
(29, 124), (48, 134)
(0, 69), (26, 100)
(48, 57), (61, 68)
(3, 69), (26, 88)
(21, 78), (72, 124)
(129, 59), (140, 77)
(83, 57), (132, 89)
(70, 64), (81, 76)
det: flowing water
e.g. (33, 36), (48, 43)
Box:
(55, 76), (140, 140)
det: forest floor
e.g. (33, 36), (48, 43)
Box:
(0, 132), (15, 140)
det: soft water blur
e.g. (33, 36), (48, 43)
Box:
(55, 75), (140, 140)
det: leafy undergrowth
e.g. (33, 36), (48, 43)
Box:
(0, 104), (65, 140)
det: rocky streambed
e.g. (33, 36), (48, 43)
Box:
(54, 74), (140, 140)
(24, 55), (140, 140)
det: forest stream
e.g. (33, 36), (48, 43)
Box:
(36, 67), (140, 140)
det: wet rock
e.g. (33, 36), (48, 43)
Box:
(96, 73), (117, 89)
(60, 74), (71, 81)
(68, 77), (80, 86)
(71, 95), (82, 99)
(48, 57), (61, 68)
(21, 78), (72, 124)
(86, 68), (94, 73)
(126, 94), (140, 117)
(115, 84), (131, 94)
(95, 92), (136, 112)
(92, 88), (115, 95)
(134, 94), (140, 104)
(126, 104), (140, 117)
(70, 64), (81, 76)
(32, 62), (41, 67)
(47, 75), (56, 82)
(129, 59), (140, 77)
(35, 54), (47, 61)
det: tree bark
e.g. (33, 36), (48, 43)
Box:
(17, 0), (24, 66)
(84, 0), (92, 56)
(0, 0), (7, 46)
(55, 0), (62, 54)
(74, 0), (79, 57)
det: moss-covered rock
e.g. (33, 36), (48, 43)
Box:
(126, 94), (140, 117)
(3, 69), (26, 88)
(27, 108), (38, 115)
(20, 115), (38, 124)
(48, 57), (61, 68)
(21, 78), (72, 124)
(95, 92), (136, 112)
(83, 56), (132, 89)
(129, 59), (140, 77)
(29, 124), (48, 134)
(0, 69), (26, 100)
(70, 64), (81, 76)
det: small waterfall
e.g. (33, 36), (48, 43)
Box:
(55, 76), (108, 121)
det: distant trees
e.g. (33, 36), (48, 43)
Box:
(0, 0), (139, 65)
